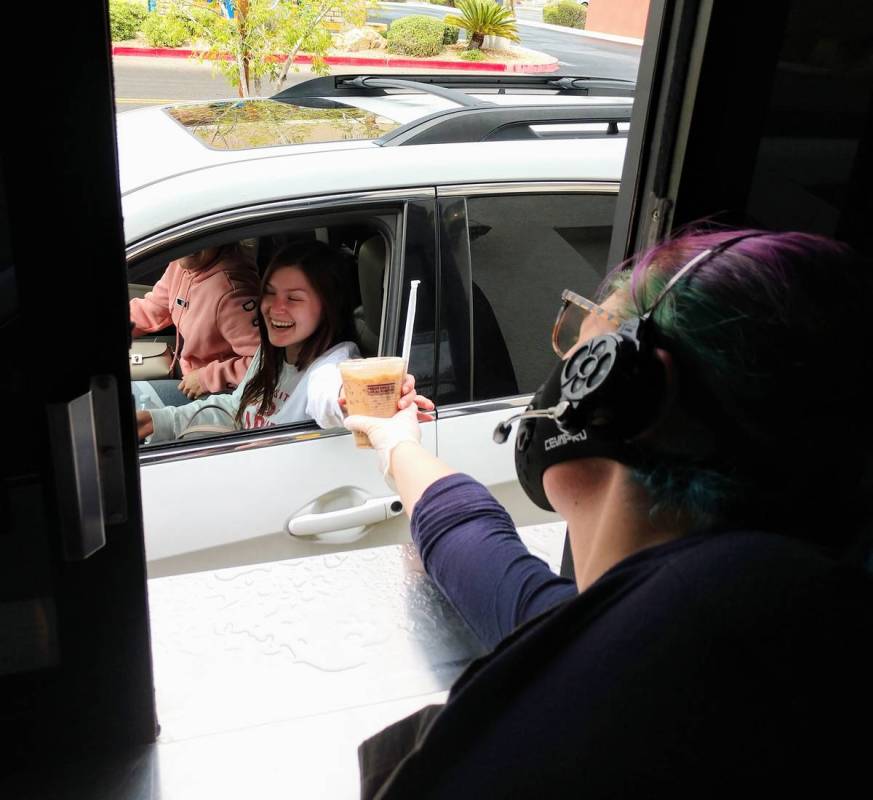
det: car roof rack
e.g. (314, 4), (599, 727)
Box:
(378, 103), (632, 146)
(271, 73), (636, 103)
(330, 76), (491, 108)
(269, 74), (633, 147)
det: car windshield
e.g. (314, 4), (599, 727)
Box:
(165, 99), (402, 150)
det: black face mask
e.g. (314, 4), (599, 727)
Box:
(514, 358), (636, 511)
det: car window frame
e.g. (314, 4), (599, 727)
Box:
(434, 181), (621, 411)
(128, 188), (437, 467)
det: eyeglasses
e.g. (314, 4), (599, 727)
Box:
(551, 289), (620, 357)
(551, 234), (771, 358)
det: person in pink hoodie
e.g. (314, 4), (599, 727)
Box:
(130, 244), (260, 402)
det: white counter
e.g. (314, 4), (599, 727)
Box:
(148, 524), (566, 798)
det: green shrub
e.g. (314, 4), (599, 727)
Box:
(109, 0), (148, 41)
(543, 0), (586, 30)
(387, 15), (446, 57)
(443, 24), (460, 45)
(444, 0), (519, 50)
(142, 12), (191, 48)
(183, 6), (223, 41)
(429, 0), (456, 6)
(459, 48), (485, 61)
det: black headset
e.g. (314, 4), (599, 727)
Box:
(557, 232), (771, 438)
(495, 232), (769, 444)
(556, 313), (662, 439)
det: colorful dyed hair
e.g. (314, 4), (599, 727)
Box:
(601, 227), (873, 551)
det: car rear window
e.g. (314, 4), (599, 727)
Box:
(165, 99), (401, 150)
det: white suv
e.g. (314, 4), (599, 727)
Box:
(117, 73), (632, 576)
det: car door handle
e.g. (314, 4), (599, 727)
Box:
(287, 496), (404, 537)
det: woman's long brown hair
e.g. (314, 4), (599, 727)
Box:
(235, 240), (355, 426)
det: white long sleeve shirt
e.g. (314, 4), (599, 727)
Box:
(148, 341), (360, 442)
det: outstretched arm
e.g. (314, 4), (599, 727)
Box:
(345, 406), (575, 648)
(410, 472), (576, 649)
(389, 439), (456, 515)
(344, 403), (444, 513)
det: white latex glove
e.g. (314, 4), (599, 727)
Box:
(344, 403), (421, 480)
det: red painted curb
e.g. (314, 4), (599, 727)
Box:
(111, 45), (558, 73)
(113, 46), (213, 59)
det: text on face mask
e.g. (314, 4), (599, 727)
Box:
(544, 431), (587, 452)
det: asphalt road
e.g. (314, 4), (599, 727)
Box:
(513, 24), (640, 78)
(113, 57), (310, 111)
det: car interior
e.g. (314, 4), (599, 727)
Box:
(128, 211), (399, 443)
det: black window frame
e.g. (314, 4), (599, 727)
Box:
(435, 184), (621, 408)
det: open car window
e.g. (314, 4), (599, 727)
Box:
(129, 209), (401, 449)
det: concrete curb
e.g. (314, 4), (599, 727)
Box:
(111, 46), (559, 73)
(379, 2), (644, 46)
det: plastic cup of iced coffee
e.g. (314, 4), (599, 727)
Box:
(339, 356), (405, 448)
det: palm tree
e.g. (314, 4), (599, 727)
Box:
(444, 0), (520, 50)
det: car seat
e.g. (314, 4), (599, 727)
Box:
(354, 235), (387, 356)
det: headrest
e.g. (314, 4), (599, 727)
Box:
(357, 235), (387, 335)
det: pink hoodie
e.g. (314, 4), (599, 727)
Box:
(130, 251), (260, 393)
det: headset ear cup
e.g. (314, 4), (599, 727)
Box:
(559, 324), (666, 440)
(559, 333), (624, 434)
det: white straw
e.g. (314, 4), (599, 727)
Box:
(401, 280), (420, 374)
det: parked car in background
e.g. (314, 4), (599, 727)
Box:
(116, 73), (633, 576)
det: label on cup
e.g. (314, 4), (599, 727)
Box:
(339, 356), (405, 448)
(367, 383), (396, 396)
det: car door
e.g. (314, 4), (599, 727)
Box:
(432, 183), (620, 525)
(131, 192), (438, 577)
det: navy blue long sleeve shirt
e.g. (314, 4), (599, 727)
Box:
(411, 473), (576, 649)
(363, 473), (873, 799)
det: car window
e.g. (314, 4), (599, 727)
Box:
(129, 211), (403, 448)
(455, 192), (618, 401)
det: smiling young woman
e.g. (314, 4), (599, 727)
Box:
(135, 241), (360, 441)
(260, 265), (326, 363)
(234, 241), (359, 429)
